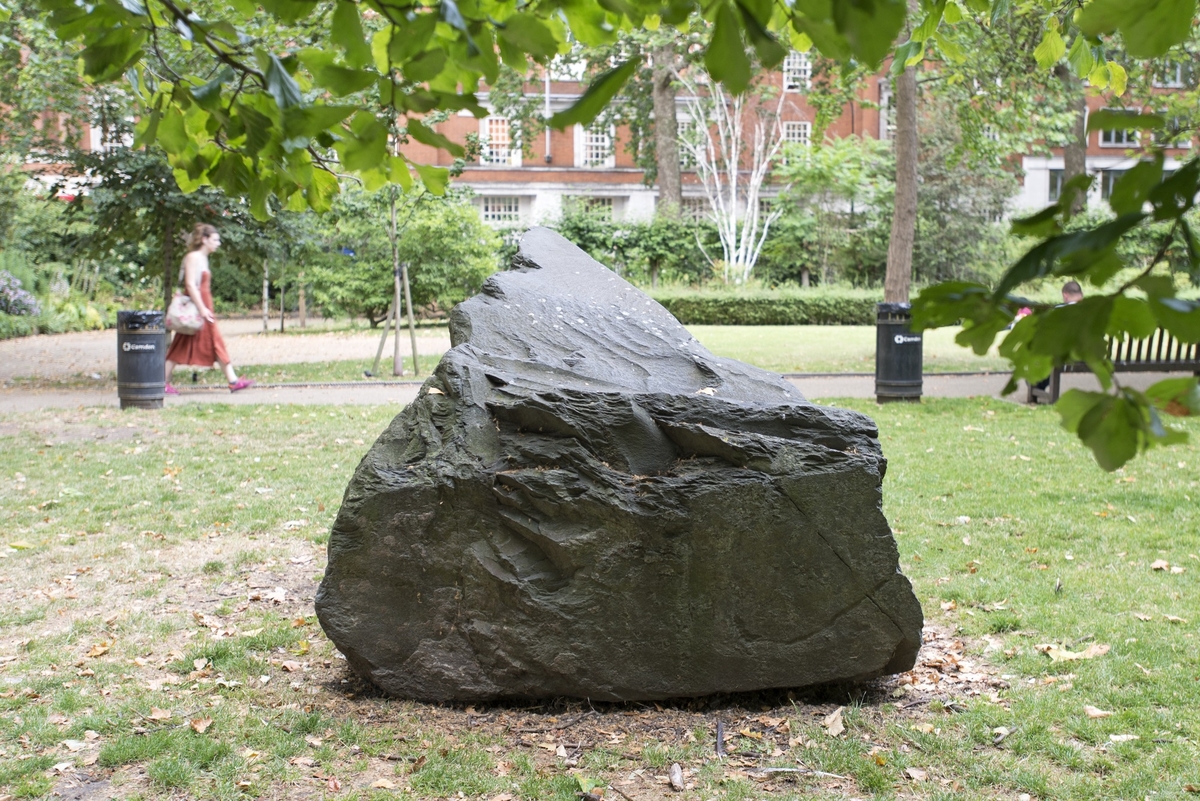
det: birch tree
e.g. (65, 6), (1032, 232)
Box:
(676, 75), (787, 284)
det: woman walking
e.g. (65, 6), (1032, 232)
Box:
(165, 224), (254, 394)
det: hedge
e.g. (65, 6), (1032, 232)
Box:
(648, 288), (885, 326)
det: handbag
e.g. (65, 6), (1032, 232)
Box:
(166, 293), (203, 335)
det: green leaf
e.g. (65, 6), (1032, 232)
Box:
(1086, 109), (1164, 133)
(1033, 27), (1066, 70)
(157, 107), (188, 153)
(890, 40), (922, 74)
(1066, 35), (1093, 78)
(258, 0), (318, 24)
(1107, 296), (1158, 339)
(1107, 60), (1127, 95)
(413, 163), (449, 195)
(1011, 205), (1064, 238)
(830, 0), (906, 66)
(989, 0), (1011, 26)
(1181, 219), (1200, 277)
(1150, 296), (1200, 342)
(1108, 157), (1162, 215)
(995, 213), (1144, 296)
(331, 1), (372, 68)
(282, 105), (355, 142)
(1087, 61), (1110, 89)
(403, 49), (448, 83)
(911, 0), (945, 43)
(943, 1), (963, 23)
(335, 112), (387, 171)
(406, 119), (464, 157)
(306, 167), (339, 212)
(932, 31), (966, 63)
(1077, 0), (1197, 58)
(192, 67), (233, 110)
(264, 54), (302, 109)
(707, 3), (751, 93)
(1076, 394), (1141, 471)
(1148, 159), (1200, 219)
(548, 59), (638, 129)
(1145, 376), (1200, 415)
(498, 13), (560, 60)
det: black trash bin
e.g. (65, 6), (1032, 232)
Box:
(875, 302), (923, 403)
(116, 310), (167, 410)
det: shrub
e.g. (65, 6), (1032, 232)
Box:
(0, 270), (41, 316)
(649, 287), (884, 325)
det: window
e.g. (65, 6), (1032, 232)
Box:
(677, 119), (698, 168)
(480, 117), (519, 166)
(481, 196), (521, 224)
(576, 124), (615, 168)
(1048, 169), (1064, 203)
(879, 78), (896, 140)
(1100, 170), (1126, 201)
(1152, 61), (1189, 88)
(1099, 110), (1140, 147)
(564, 196), (614, 218)
(783, 51), (811, 92)
(782, 121), (811, 147)
(681, 197), (709, 221)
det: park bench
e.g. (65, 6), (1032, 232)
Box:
(1028, 328), (1200, 404)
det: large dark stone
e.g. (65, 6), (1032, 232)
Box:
(315, 228), (923, 702)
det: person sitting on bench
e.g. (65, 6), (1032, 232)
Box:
(1031, 281), (1083, 399)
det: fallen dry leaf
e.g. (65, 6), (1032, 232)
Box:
(147, 707), (172, 721)
(491, 794), (515, 801)
(1133, 613), (1153, 621)
(1165, 615), (1188, 624)
(50, 761), (74, 775)
(1084, 706), (1113, 720)
(822, 706), (845, 738)
(1109, 734), (1139, 743)
(190, 717), (213, 734)
(85, 642), (110, 658)
(371, 779), (397, 790)
(904, 767), (928, 781)
(669, 763), (684, 792)
(1151, 559), (1170, 571)
(1171, 566), (1186, 574)
(281, 661), (302, 672)
(8, 540), (33, 550)
(61, 740), (86, 752)
(1036, 643), (1110, 662)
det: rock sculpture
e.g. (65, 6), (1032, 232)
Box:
(315, 227), (923, 701)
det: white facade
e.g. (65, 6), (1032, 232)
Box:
(1016, 154), (1188, 212)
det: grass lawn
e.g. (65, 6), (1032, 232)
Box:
(1, 398), (1197, 799)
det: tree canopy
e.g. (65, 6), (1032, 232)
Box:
(23, 0), (1200, 470)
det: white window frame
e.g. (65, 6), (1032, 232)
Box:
(1099, 109), (1141, 148)
(574, 124), (616, 168)
(480, 195), (521, 225)
(565, 196), (614, 218)
(479, 116), (521, 166)
(782, 120), (811, 147)
(677, 118), (698, 169)
(782, 51), (812, 92)
(1152, 61), (1186, 88)
(681, 197), (709, 221)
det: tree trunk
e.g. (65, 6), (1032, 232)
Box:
(884, 66), (918, 304)
(162, 217), (174, 312)
(278, 271), (285, 333)
(401, 261), (419, 377)
(262, 261), (269, 333)
(298, 271), (306, 328)
(801, 267), (810, 288)
(652, 43), (682, 219)
(1054, 64), (1088, 212)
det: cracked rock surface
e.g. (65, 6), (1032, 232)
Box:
(315, 227), (923, 702)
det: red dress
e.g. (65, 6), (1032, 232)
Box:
(165, 270), (231, 366)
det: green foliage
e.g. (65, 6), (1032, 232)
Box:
(552, 206), (714, 286)
(650, 287), (882, 325)
(36, 0), (908, 217)
(308, 188), (500, 324)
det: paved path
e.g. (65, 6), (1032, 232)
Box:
(1, 322), (1189, 411)
(0, 317), (451, 382)
(3, 369), (1183, 413)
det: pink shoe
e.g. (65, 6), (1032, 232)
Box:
(229, 377), (255, 393)
(164, 383), (179, 395)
